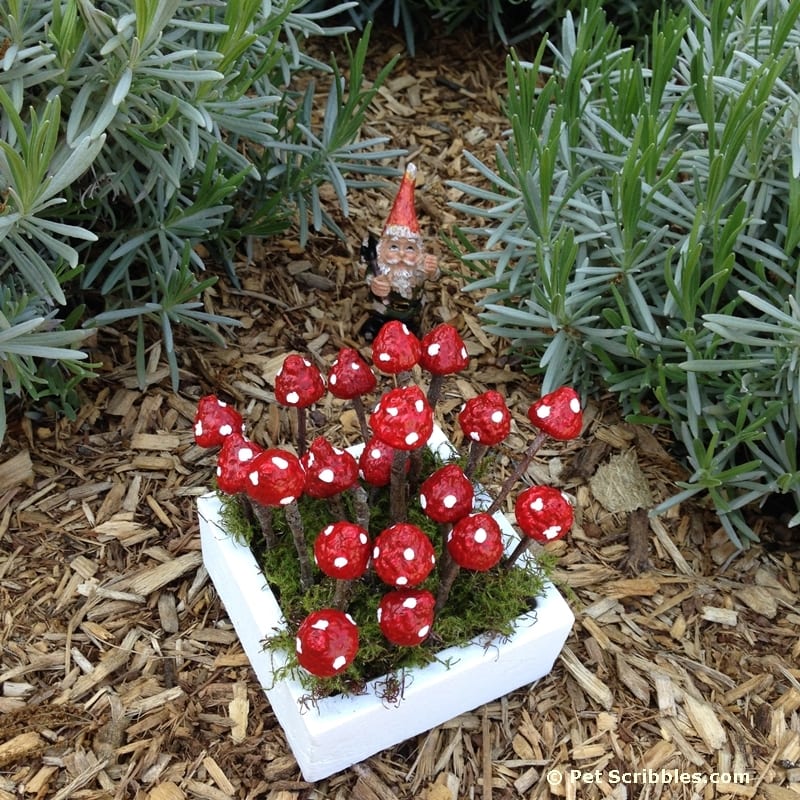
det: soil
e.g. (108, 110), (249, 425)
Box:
(1, 22), (799, 800)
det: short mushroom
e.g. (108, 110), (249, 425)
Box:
(419, 464), (474, 524)
(457, 390), (511, 478)
(358, 436), (402, 488)
(485, 386), (582, 516)
(377, 589), (436, 646)
(314, 521), (371, 609)
(435, 512), (504, 613)
(246, 448), (314, 590)
(274, 354), (326, 455)
(371, 319), (421, 378)
(372, 523), (436, 588)
(370, 385), (433, 523)
(193, 395), (243, 448)
(301, 436), (359, 499)
(419, 324), (469, 409)
(327, 348), (377, 441)
(295, 608), (359, 678)
(216, 433), (262, 496)
(507, 485), (574, 567)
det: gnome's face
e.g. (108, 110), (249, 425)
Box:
(377, 233), (424, 269)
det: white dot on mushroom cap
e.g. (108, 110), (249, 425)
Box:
(419, 494), (427, 509)
(312, 619), (330, 631)
(460, 347), (468, 359)
(194, 420), (203, 436)
(296, 637), (303, 653)
(396, 576), (408, 586)
(401, 324), (410, 334)
(286, 391), (300, 405)
(491, 410), (504, 423)
(219, 424), (232, 436)
(536, 404), (551, 419)
(303, 358), (311, 367)
(387, 406), (399, 417)
(378, 353), (391, 362)
(427, 343), (441, 356)
(405, 432), (419, 445)
(319, 468), (335, 483)
(570, 397), (581, 413)
(329, 374), (337, 385)
(218, 400), (227, 407)
(474, 527), (488, 544)
(373, 546), (381, 558)
(345, 614), (356, 625)
(531, 497), (544, 511)
(249, 471), (258, 485)
(279, 495), (295, 505)
(351, 362), (361, 371)
(377, 608), (383, 622)
(272, 456), (289, 469)
(215, 466), (222, 476)
(418, 625), (430, 637)
(414, 399), (424, 413)
(403, 548), (416, 561)
(402, 597), (418, 610)
(543, 525), (562, 539)
(334, 556), (349, 568)
(470, 431), (481, 442)
(238, 447), (254, 461)
(323, 524), (334, 535)
(359, 533), (368, 544)
(444, 495), (457, 508)
(370, 448), (382, 459)
(332, 656), (347, 671)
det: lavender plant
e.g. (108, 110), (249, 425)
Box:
(449, 0), (800, 546)
(0, 1), (402, 441)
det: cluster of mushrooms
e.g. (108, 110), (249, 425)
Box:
(194, 321), (582, 680)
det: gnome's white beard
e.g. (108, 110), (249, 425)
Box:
(376, 264), (417, 299)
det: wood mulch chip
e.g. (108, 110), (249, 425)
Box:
(2, 23), (799, 800)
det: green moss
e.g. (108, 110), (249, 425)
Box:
(219, 460), (557, 701)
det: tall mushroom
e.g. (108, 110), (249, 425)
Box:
(457, 390), (512, 479)
(507, 485), (573, 567)
(327, 348), (377, 442)
(314, 521), (371, 610)
(371, 319), (421, 384)
(193, 395), (243, 448)
(377, 589), (436, 646)
(274, 354), (326, 456)
(485, 386), (582, 515)
(419, 324), (469, 410)
(372, 522), (436, 588)
(295, 608), (359, 678)
(245, 447), (313, 590)
(435, 512), (504, 614)
(369, 384), (433, 523)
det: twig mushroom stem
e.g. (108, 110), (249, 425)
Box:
(285, 501), (313, 591)
(503, 537), (537, 570)
(351, 396), (370, 442)
(484, 430), (548, 516)
(434, 543), (458, 615)
(390, 449), (410, 523)
(249, 500), (277, 549)
(463, 441), (488, 480)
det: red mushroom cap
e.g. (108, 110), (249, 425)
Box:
(377, 589), (435, 646)
(358, 436), (407, 487)
(527, 387), (582, 441)
(458, 390), (511, 446)
(301, 437), (359, 498)
(514, 485), (574, 544)
(419, 464), (474, 524)
(216, 433), (263, 495)
(372, 320), (421, 374)
(372, 523), (436, 588)
(314, 521), (371, 580)
(295, 608), (359, 677)
(327, 348), (377, 399)
(194, 395), (243, 448)
(275, 354), (326, 408)
(369, 385), (433, 451)
(447, 512), (504, 571)
(245, 448), (305, 507)
(419, 324), (469, 376)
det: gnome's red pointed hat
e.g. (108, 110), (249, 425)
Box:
(383, 163), (420, 239)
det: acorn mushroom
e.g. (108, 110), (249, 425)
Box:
(314, 521), (371, 609)
(418, 464), (474, 524)
(327, 347), (377, 441)
(295, 608), (359, 678)
(507, 485), (574, 567)
(435, 512), (504, 614)
(419, 324), (469, 409)
(485, 386), (583, 516)
(371, 319), (421, 381)
(377, 589), (436, 646)
(245, 448), (314, 590)
(372, 523), (436, 588)
(193, 395), (243, 448)
(274, 354), (326, 456)
(370, 385), (433, 523)
(457, 390), (512, 479)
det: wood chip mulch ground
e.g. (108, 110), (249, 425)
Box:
(1, 24), (799, 800)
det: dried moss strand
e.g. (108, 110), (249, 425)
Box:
(284, 501), (314, 591)
(485, 431), (547, 515)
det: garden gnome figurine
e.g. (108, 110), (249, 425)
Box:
(360, 163), (440, 340)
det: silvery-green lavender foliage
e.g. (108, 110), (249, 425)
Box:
(0, 0), (401, 441)
(449, 0), (800, 546)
